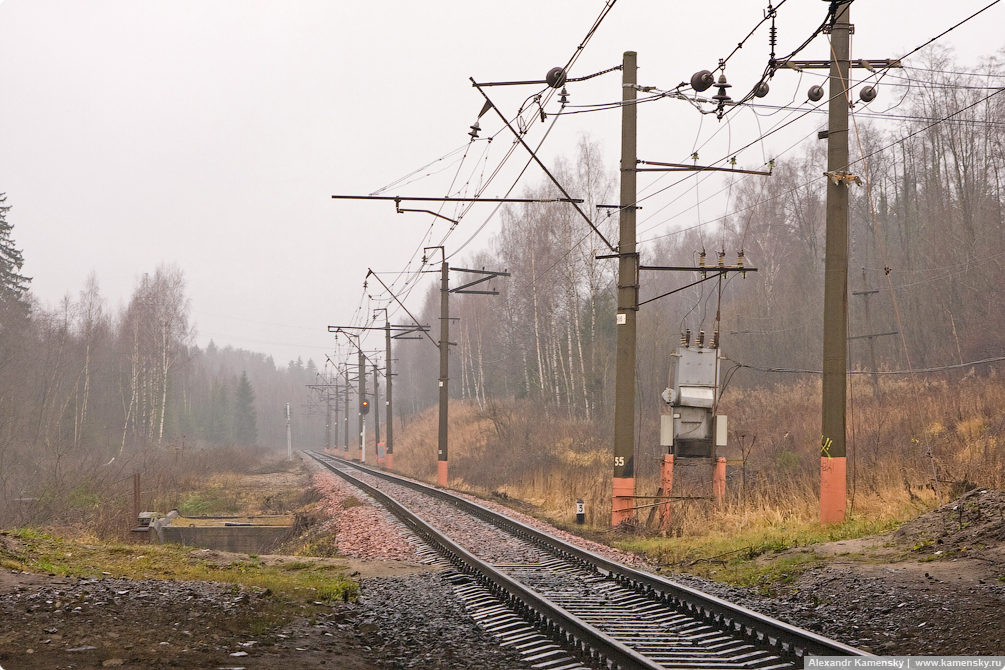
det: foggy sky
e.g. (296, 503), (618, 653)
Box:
(0, 0), (999, 366)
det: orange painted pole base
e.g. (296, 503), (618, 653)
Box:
(713, 457), (726, 503)
(659, 455), (674, 530)
(386, 453), (393, 470)
(437, 460), (448, 487)
(820, 456), (847, 524)
(611, 476), (635, 526)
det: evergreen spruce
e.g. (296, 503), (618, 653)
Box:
(0, 193), (31, 307)
(234, 370), (258, 446)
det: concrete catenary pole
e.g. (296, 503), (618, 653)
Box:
(358, 349), (366, 463)
(438, 260), (450, 486)
(333, 381), (340, 450)
(821, 3), (851, 524)
(373, 361), (380, 456)
(385, 317), (394, 469)
(612, 50), (638, 526)
(324, 393), (331, 451)
(343, 366), (350, 456)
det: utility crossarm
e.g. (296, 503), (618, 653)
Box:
(330, 195), (583, 204)
(328, 324), (429, 333)
(635, 160), (772, 176)
(327, 328), (385, 376)
(449, 267), (511, 295)
(848, 330), (898, 341)
(628, 266), (759, 308)
(638, 265), (758, 273)
(594, 257), (758, 274)
(780, 59), (902, 71)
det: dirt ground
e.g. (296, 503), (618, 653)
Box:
(751, 488), (1005, 654)
(0, 540), (434, 670)
(2, 480), (1004, 667)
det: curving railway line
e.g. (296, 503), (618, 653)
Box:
(307, 451), (868, 670)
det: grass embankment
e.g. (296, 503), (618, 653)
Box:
(610, 514), (916, 595)
(1, 453), (358, 624)
(162, 459), (307, 518)
(0, 527), (357, 603)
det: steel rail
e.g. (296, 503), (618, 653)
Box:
(309, 451), (869, 664)
(308, 452), (664, 670)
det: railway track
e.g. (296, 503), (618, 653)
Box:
(307, 451), (867, 670)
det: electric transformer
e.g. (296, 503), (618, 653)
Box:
(660, 337), (727, 460)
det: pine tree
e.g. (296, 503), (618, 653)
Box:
(207, 380), (231, 444)
(234, 370), (258, 446)
(0, 193), (31, 307)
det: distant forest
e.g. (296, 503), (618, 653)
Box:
(4, 50), (1005, 524)
(0, 238), (326, 521)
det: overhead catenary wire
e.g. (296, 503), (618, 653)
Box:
(312, 1), (999, 371)
(343, 3), (632, 343)
(336, 0), (1005, 396)
(631, 0), (1005, 241)
(561, 13), (994, 379)
(446, 110), (566, 259)
(420, 11), (626, 260)
(370, 144), (471, 196)
(636, 55), (999, 251)
(637, 67), (1002, 253)
(717, 0), (848, 118)
(616, 3), (1005, 358)
(469, 81), (618, 253)
(345, 0), (628, 326)
(897, 0), (1002, 65)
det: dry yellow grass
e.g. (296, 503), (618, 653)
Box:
(391, 371), (1005, 536)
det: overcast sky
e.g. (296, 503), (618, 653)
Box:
(0, 1), (1000, 367)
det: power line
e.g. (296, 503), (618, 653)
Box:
(897, 0), (1003, 64)
(630, 0), (1004, 237)
(638, 59), (1005, 250)
(735, 354), (1005, 376)
(849, 87), (1005, 170)
(334, 1), (1005, 409)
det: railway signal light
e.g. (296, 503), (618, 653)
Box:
(360, 398), (370, 415)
